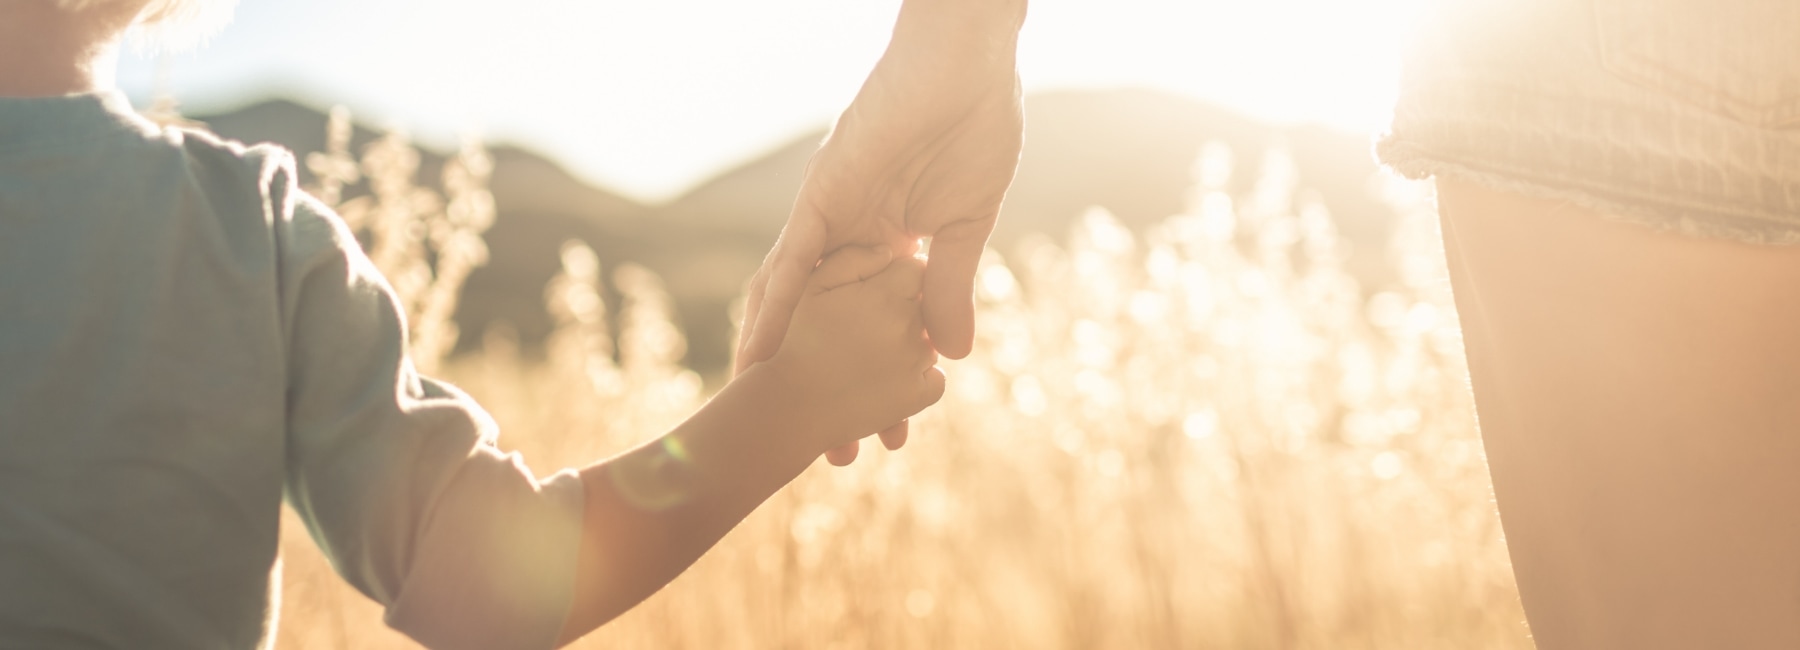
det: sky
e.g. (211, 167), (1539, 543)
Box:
(118, 0), (1423, 203)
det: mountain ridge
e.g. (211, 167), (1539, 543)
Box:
(192, 89), (1398, 374)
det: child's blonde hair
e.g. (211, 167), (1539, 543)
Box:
(54, 0), (236, 49)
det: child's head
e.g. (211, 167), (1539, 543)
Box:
(51, 0), (237, 49)
(0, 0), (235, 95)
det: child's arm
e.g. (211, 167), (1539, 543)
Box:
(554, 246), (943, 645)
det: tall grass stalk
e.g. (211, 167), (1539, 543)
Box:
(273, 113), (1529, 649)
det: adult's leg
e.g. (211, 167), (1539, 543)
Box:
(1439, 178), (1800, 649)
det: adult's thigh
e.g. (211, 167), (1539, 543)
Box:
(1439, 178), (1800, 650)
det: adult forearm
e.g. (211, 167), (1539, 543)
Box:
(898, 0), (1027, 31)
(891, 0), (1027, 68)
(554, 365), (827, 645)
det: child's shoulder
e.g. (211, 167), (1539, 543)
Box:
(158, 123), (302, 215)
(7, 93), (298, 215)
(92, 110), (354, 277)
(146, 119), (355, 245)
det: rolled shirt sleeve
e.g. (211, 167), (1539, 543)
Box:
(268, 157), (583, 649)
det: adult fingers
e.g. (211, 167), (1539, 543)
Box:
(921, 225), (988, 359)
(740, 216), (830, 366)
(825, 440), (860, 466)
(879, 420), (909, 451)
(919, 365), (948, 409)
(810, 244), (894, 291)
(734, 263), (772, 375)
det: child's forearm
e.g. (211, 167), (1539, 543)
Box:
(553, 363), (829, 646)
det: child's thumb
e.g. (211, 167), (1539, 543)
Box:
(809, 245), (894, 291)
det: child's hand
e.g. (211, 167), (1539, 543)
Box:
(762, 245), (945, 457)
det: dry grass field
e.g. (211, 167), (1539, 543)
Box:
(270, 114), (1532, 649)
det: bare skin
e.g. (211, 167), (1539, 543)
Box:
(1440, 178), (1800, 649)
(555, 249), (943, 644)
(735, 0), (1027, 466)
(0, 1), (139, 96)
(9, 0), (1022, 470)
(3, 3), (946, 645)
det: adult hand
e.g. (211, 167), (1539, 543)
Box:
(735, 1), (1026, 466)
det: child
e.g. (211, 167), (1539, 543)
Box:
(0, 1), (945, 648)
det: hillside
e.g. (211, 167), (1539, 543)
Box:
(193, 89), (1396, 374)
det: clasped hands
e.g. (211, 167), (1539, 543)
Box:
(733, 12), (1025, 466)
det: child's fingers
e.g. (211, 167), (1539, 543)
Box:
(810, 245), (894, 291)
(914, 344), (940, 373)
(879, 420), (909, 451)
(872, 254), (926, 299)
(825, 440), (860, 466)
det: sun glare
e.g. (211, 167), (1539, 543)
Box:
(120, 0), (1423, 202)
(1020, 0), (1424, 131)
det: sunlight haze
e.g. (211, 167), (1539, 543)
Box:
(118, 0), (1421, 202)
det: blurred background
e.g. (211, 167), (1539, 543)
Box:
(119, 0), (1430, 378)
(123, 0), (1531, 647)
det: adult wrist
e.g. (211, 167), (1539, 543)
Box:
(891, 0), (1026, 69)
(899, 0), (1027, 30)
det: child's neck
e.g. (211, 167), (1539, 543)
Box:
(0, 3), (133, 97)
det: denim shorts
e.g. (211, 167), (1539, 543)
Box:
(1377, 0), (1800, 244)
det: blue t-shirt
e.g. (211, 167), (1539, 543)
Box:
(0, 91), (584, 650)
